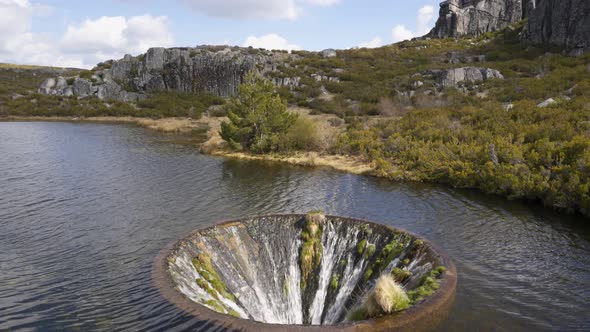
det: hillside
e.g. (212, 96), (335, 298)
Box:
(1, 2), (590, 218)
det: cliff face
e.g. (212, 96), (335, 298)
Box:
(429, 0), (590, 52)
(39, 46), (302, 101)
(522, 0), (590, 51)
(428, 0), (524, 38)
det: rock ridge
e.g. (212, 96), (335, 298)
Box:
(428, 0), (524, 38)
(522, 0), (590, 52)
(39, 46), (302, 101)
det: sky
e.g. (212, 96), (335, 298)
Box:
(0, 0), (441, 69)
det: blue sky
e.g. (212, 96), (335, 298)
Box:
(0, 0), (441, 68)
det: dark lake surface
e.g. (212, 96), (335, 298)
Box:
(1, 121), (589, 331)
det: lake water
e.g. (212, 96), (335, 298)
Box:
(1, 121), (589, 331)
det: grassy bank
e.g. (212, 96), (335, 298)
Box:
(209, 150), (375, 175)
(1, 116), (207, 133)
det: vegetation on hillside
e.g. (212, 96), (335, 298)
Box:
(220, 72), (297, 152)
(272, 24), (590, 218)
(220, 72), (323, 153)
(1, 22), (589, 218)
(0, 68), (223, 119)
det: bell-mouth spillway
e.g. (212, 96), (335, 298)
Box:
(153, 214), (457, 331)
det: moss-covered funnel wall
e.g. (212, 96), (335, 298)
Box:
(153, 215), (457, 331)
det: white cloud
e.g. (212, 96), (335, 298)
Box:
(179, 0), (301, 20)
(243, 33), (300, 51)
(417, 5), (435, 34)
(61, 15), (173, 56)
(358, 36), (383, 49)
(124, 15), (174, 52)
(0, 0), (174, 69)
(391, 25), (415, 43)
(304, 0), (341, 5)
(178, 0), (340, 20)
(391, 5), (435, 43)
(0, 0), (81, 67)
(62, 16), (128, 54)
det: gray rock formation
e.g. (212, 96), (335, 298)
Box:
(311, 74), (340, 83)
(448, 51), (487, 64)
(428, 0), (524, 38)
(72, 78), (93, 97)
(537, 98), (557, 107)
(272, 76), (301, 88)
(38, 78), (57, 95)
(38, 46), (302, 101)
(522, 0), (590, 51)
(424, 67), (504, 87)
(320, 49), (337, 58)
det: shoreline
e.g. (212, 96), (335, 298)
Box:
(0, 115), (210, 133)
(196, 113), (377, 176)
(1, 115), (377, 176)
(209, 149), (376, 175)
(2, 115), (586, 219)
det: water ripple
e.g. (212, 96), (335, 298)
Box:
(0, 121), (589, 331)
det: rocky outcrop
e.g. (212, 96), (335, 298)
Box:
(424, 67), (504, 87)
(320, 49), (337, 58)
(311, 74), (340, 83)
(428, 0), (524, 38)
(522, 0), (590, 51)
(272, 76), (301, 88)
(38, 46), (302, 101)
(429, 0), (590, 51)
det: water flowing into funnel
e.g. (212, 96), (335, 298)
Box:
(165, 215), (448, 326)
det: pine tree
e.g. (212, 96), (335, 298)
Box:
(220, 72), (297, 153)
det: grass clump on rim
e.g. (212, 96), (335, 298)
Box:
(349, 275), (410, 321)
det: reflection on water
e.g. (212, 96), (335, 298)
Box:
(0, 121), (589, 331)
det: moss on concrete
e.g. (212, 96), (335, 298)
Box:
(357, 239), (367, 255)
(365, 244), (376, 258)
(205, 299), (225, 313)
(407, 266), (446, 304)
(363, 235), (410, 283)
(300, 212), (324, 289)
(330, 274), (340, 290)
(283, 276), (290, 297)
(192, 254), (236, 302)
(228, 309), (241, 318)
(391, 268), (411, 283)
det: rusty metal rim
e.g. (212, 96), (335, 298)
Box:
(152, 214), (458, 331)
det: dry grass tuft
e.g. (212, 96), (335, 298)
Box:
(136, 118), (194, 132)
(366, 275), (410, 317)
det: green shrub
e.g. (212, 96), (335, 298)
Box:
(137, 91), (224, 118)
(276, 116), (321, 152)
(221, 72), (297, 153)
